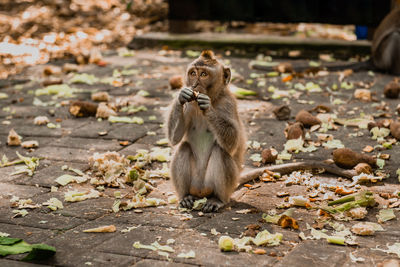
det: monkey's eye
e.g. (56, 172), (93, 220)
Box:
(190, 71), (196, 76)
(200, 72), (207, 77)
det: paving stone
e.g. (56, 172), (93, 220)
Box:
(0, 222), (56, 244)
(13, 160), (88, 187)
(275, 240), (350, 267)
(0, 166), (25, 183)
(57, 197), (114, 220)
(49, 136), (122, 151)
(68, 119), (118, 139)
(106, 123), (158, 142)
(0, 207), (87, 231)
(133, 259), (195, 267)
(97, 206), (209, 229)
(30, 146), (93, 163)
(0, 183), (47, 207)
(0, 259), (50, 267)
(2, 49), (400, 266)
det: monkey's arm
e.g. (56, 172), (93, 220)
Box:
(204, 97), (240, 154)
(237, 161), (357, 188)
(167, 99), (187, 146)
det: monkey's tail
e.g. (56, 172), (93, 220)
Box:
(238, 161), (357, 188)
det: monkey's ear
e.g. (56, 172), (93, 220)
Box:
(223, 67), (231, 85)
(201, 50), (215, 59)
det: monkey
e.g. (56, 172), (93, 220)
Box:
(166, 50), (359, 213)
(167, 50), (246, 212)
(372, 6), (400, 75)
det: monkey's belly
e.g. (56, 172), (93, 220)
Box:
(189, 186), (213, 198)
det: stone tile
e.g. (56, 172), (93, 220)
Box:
(0, 222), (56, 244)
(30, 146), (93, 163)
(133, 259), (194, 267)
(106, 123), (158, 142)
(0, 259), (50, 267)
(274, 240), (351, 267)
(0, 207), (87, 231)
(57, 197), (114, 220)
(13, 160), (89, 187)
(49, 136), (122, 151)
(0, 183), (47, 207)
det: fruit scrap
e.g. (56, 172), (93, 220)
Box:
(335, 187), (354, 196)
(285, 122), (304, 140)
(351, 223), (375, 236)
(96, 103), (117, 119)
(377, 209), (396, 223)
(383, 81), (400, 99)
(273, 105), (291, 121)
(354, 163), (373, 175)
(69, 100), (98, 117)
(278, 215), (299, 230)
(218, 236), (234, 252)
(332, 148), (376, 169)
(169, 75), (183, 89)
(295, 110), (321, 127)
(83, 225), (116, 233)
(7, 129), (21, 146)
(261, 148), (278, 164)
(91, 91), (110, 102)
(326, 191), (375, 214)
(390, 121), (400, 140)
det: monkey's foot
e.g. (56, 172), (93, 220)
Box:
(202, 198), (224, 213)
(180, 195), (195, 209)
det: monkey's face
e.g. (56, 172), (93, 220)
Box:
(185, 50), (232, 98)
(186, 66), (218, 94)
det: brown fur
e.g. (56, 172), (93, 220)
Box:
(166, 50), (246, 212)
(372, 7), (400, 74)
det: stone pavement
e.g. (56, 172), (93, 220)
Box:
(0, 49), (400, 266)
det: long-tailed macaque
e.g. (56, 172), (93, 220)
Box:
(167, 50), (246, 212)
(372, 7), (400, 75)
(167, 51), (365, 213)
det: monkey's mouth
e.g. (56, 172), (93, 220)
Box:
(191, 85), (207, 94)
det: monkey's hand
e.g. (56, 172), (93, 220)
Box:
(178, 87), (195, 105)
(197, 93), (210, 110)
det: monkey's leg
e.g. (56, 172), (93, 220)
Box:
(203, 145), (239, 213)
(170, 142), (196, 209)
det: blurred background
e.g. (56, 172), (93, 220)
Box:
(0, 0), (397, 79)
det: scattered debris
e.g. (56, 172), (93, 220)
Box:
(377, 209), (396, 223)
(33, 116), (50, 125)
(91, 91), (110, 102)
(273, 105), (291, 120)
(21, 140), (39, 149)
(7, 129), (21, 146)
(96, 103), (117, 119)
(83, 225), (116, 233)
(295, 110), (321, 127)
(332, 148), (376, 169)
(69, 101), (98, 117)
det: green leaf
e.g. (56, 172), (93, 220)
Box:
(0, 240), (32, 256)
(0, 237), (22, 245)
(22, 244), (56, 261)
